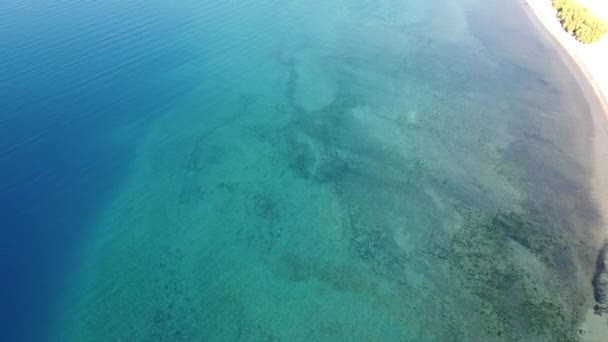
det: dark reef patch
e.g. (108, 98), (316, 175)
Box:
(593, 242), (608, 315)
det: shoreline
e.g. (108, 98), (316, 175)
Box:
(523, 0), (608, 248)
(524, 0), (608, 113)
(523, 0), (608, 339)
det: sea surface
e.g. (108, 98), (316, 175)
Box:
(1, 0), (607, 341)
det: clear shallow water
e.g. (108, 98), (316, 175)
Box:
(1, 0), (607, 340)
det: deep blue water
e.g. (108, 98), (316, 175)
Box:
(0, 1), (203, 340)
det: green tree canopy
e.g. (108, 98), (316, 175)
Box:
(552, 0), (607, 44)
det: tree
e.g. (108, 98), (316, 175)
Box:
(551, 0), (607, 44)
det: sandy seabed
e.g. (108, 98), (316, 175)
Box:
(53, 1), (608, 340)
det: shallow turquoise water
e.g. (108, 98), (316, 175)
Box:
(3, 0), (608, 340)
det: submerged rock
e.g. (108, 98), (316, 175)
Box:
(593, 242), (608, 315)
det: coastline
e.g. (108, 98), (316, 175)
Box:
(523, 1), (608, 340)
(524, 0), (608, 112)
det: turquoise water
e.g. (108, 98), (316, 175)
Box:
(2, 0), (608, 340)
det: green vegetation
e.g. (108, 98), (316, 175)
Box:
(552, 0), (608, 44)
